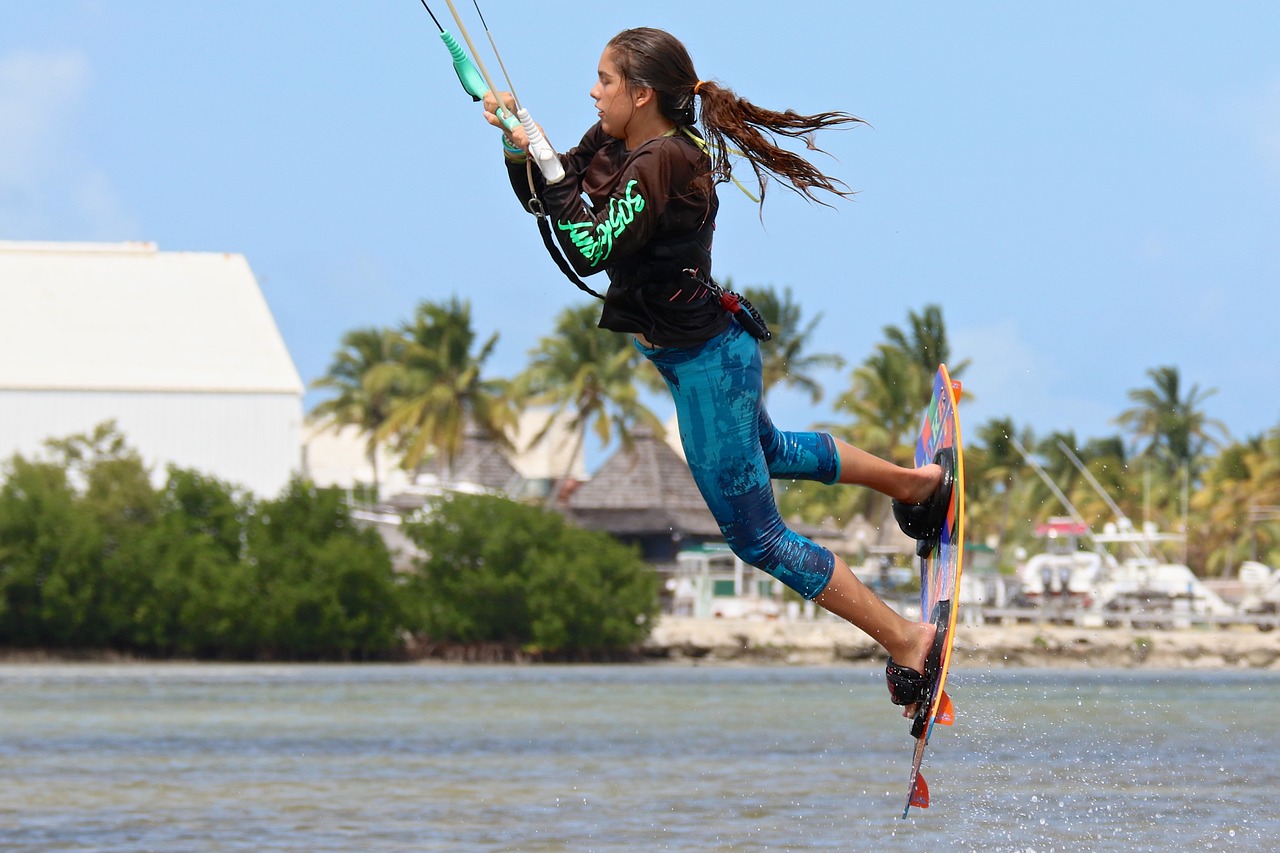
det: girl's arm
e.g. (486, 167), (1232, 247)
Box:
(539, 139), (674, 277)
(502, 122), (608, 218)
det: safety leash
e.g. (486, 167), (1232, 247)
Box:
(524, 162), (605, 301)
(704, 277), (772, 341)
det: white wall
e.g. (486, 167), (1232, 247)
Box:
(301, 422), (412, 497)
(0, 389), (302, 497)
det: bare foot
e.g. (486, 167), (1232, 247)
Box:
(899, 462), (944, 505)
(891, 621), (938, 719)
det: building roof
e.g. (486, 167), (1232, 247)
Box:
(417, 426), (523, 494)
(567, 425), (721, 537)
(0, 241), (302, 394)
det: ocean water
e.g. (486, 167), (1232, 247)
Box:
(1, 662), (1276, 852)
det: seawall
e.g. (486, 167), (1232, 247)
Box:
(644, 616), (1280, 669)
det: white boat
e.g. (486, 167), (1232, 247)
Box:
(1238, 561), (1280, 624)
(1013, 520), (1235, 626)
(1010, 439), (1237, 626)
(1017, 518), (1105, 606)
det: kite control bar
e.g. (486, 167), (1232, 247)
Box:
(420, 0), (565, 184)
(516, 109), (564, 183)
(435, 27), (519, 133)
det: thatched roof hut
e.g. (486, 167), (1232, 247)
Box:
(566, 425), (722, 566)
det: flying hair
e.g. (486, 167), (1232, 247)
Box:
(605, 27), (866, 206)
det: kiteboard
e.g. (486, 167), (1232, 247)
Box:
(901, 364), (965, 818)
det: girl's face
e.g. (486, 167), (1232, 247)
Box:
(590, 47), (635, 140)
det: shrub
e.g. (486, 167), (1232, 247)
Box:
(404, 493), (658, 653)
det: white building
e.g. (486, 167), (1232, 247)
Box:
(302, 408), (587, 500)
(0, 241), (303, 496)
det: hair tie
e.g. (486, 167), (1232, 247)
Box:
(693, 80), (708, 95)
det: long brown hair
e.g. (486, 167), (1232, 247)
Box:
(606, 27), (866, 205)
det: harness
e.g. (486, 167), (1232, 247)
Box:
(522, 156), (771, 342)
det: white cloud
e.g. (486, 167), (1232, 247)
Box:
(951, 319), (1046, 413)
(0, 47), (134, 239)
(0, 49), (90, 182)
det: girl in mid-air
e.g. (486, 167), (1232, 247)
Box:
(487, 27), (950, 713)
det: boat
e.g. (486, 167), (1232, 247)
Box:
(1009, 439), (1237, 628)
(1238, 561), (1280, 630)
(1088, 519), (1236, 627)
(1016, 518), (1105, 607)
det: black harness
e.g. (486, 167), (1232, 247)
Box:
(523, 161), (771, 342)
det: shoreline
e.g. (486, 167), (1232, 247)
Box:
(644, 616), (1280, 670)
(0, 618), (1275, 669)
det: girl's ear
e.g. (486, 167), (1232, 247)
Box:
(632, 85), (656, 109)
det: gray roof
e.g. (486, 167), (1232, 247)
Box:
(567, 426), (722, 537)
(418, 429), (521, 494)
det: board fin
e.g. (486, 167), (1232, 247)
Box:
(934, 690), (954, 725)
(910, 771), (930, 809)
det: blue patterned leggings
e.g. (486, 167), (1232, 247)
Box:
(639, 323), (841, 600)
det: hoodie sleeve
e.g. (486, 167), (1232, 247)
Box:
(504, 123), (608, 215)
(539, 136), (676, 278)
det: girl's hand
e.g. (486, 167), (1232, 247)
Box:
(483, 91), (528, 150)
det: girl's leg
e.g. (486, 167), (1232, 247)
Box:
(816, 556), (936, 717)
(750, 402), (948, 715)
(754, 418), (941, 505)
(648, 328), (837, 600)
(834, 438), (942, 504)
(823, 440), (946, 716)
(645, 328), (940, 714)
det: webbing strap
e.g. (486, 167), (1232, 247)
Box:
(525, 160), (604, 301)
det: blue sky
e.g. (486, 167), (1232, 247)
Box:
(4, 1), (1279, 463)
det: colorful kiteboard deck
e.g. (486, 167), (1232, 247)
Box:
(902, 364), (965, 818)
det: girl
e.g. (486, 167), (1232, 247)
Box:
(486, 27), (949, 714)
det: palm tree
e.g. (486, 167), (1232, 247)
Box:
(1075, 435), (1136, 522)
(517, 303), (662, 504)
(970, 417), (1032, 557)
(310, 326), (402, 500)
(819, 344), (923, 535)
(834, 343), (922, 467)
(1193, 425), (1280, 574)
(740, 284), (845, 403)
(1033, 431), (1142, 531)
(837, 304), (971, 465)
(378, 298), (516, 472)
(766, 303), (974, 549)
(1116, 365), (1229, 482)
(881, 303), (971, 398)
(1033, 430), (1097, 522)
